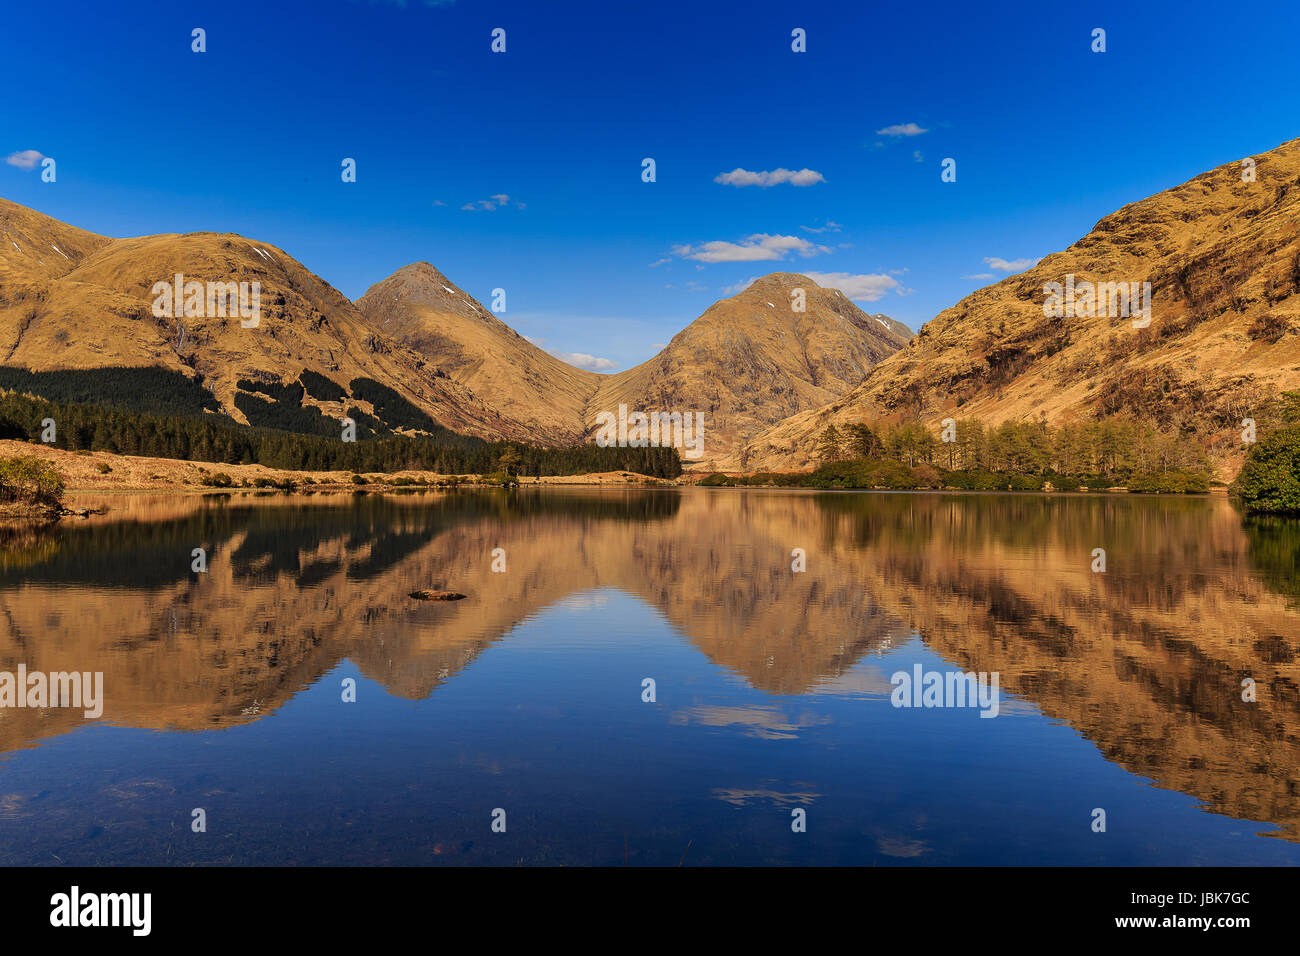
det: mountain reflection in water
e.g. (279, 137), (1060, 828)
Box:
(0, 488), (1297, 866)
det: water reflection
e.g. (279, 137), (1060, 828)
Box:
(0, 488), (1297, 863)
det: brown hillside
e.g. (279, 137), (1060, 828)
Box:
(0, 200), (532, 441)
(1, 200), (908, 460)
(593, 273), (909, 467)
(743, 137), (1300, 473)
(359, 265), (907, 464)
(357, 262), (599, 441)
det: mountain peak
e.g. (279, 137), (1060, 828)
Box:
(360, 261), (488, 322)
(356, 261), (600, 441)
(730, 272), (819, 298)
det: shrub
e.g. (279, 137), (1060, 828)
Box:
(201, 472), (234, 488)
(95, 462), (112, 474)
(1233, 429), (1300, 514)
(1007, 473), (1043, 491)
(910, 463), (944, 489)
(1128, 470), (1210, 494)
(805, 459), (920, 489)
(1248, 312), (1291, 343)
(943, 469), (1004, 490)
(0, 456), (66, 510)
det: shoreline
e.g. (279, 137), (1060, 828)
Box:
(1, 441), (1231, 499)
(0, 440), (680, 493)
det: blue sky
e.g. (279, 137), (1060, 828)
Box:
(3, 0), (1299, 371)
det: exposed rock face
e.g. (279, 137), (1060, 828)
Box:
(0, 200), (532, 441)
(743, 137), (1300, 473)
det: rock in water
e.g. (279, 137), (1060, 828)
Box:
(409, 589), (467, 601)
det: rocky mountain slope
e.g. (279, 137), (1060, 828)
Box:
(590, 273), (909, 466)
(359, 265), (908, 465)
(0, 200), (907, 461)
(357, 262), (597, 441)
(743, 137), (1300, 473)
(0, 199), (532, 441)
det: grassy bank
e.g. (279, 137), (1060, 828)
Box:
(699, 459), (1211, 493)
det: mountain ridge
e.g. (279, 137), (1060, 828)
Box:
(0, 198), (911, 464)
(358, 263), (909, 464)
(741, 136), (1300, 475)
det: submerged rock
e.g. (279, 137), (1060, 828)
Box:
(409, 589), (467, 601)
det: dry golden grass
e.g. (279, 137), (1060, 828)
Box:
(743, 136), (1300, 476)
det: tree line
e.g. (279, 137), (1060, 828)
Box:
(0, 390), (682, 478)
(815, 417), (1210, 480)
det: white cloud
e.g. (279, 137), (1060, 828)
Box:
(912, 150), (924, 162)
(804, 271), (900, 302)
(875, 123), (928, 137)
(963, 273), (996, 280)
(714, 167), (825, 187)
(800, 220), (842, 234)
(673, 233), (829, 263)
(649, 257), (671, 267)
(983, 256), (1039, 272)
(461, 193), (524, 211)
(524, 336), (618, 372)
(554, 351), (618, 371)
(5, 149), (44, 170)
(723, 277), (757, 295)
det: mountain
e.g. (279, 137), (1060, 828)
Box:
(0, 199), (532, 441)
(742, 137), (1300, 474)
(0, 200), (908, 462)
(356, 262), (598, 441)
(591, 273), (909, 467)
(360, 266), (909, 465)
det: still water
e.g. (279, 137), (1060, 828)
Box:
(0, 487), (1297, 865)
